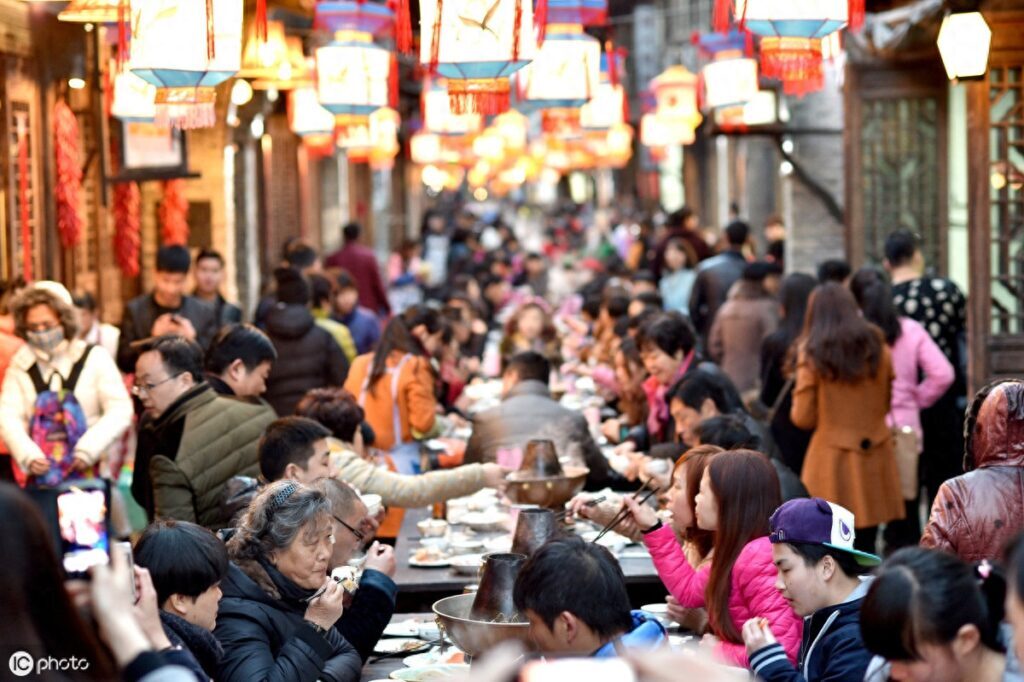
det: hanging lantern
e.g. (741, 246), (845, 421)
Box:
(418, 0), (537, 115)
(411, 131), (443, 164)
(472, 131), (506, 164)
(250, 40), (312, 90)
(758, 36), (826, 95)
(289, 86), (335, 147)
(316, 31), (390, 116)
(640, 111), (677, 153)
(315, 0), (396, 36)
(547, 0), (608, 27)
(523, 24), (601, 110)
(937, 11), (991, 81)
(129, 0), (243, 129)
(58, 0), (120, 23)
(651, 65), (702, 135)
(369, 108), (401, 169)
(423, 81), (483, 136)
(110, 66), (157, 121)
(714, 89), (778, 130)
(494, 110), (528, 151)
(703, 53), (759, 109)
(717, 0), (863, 37)
(605, 122), (633, 167)
(580, 83), (625, 130)
(239, 21), (295, 83)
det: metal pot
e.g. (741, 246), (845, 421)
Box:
(469, 552), (526, 622)
(505, 466), (589, 509)
(519, 439), (563, 477)
(433, 593), (533, 658)
(510, 508), (559, 557)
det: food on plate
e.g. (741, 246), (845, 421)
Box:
(413, 546), (448, 563)
(331, 565), (359, 594)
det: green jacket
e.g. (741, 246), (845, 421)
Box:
(149, 385), (276, 529)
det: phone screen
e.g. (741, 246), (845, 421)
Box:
(57, 485), (110, 576)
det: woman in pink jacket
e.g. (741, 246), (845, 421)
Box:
(623, 449), (802, 668)
(850, 269), (954, 550)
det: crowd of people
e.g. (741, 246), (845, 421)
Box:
(2, 202), (1022, 682)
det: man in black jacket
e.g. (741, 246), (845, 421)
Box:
(688, 220), (750, 345)
(118, 245), (218, 373)
(320, 478), (397, 662)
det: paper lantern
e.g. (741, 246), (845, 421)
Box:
(703, 54), (759, 109)
(494, 110), (528, 151)
(315, 0), (396, 36)
(418, 0), (537, 115)
(58, 0), (119, 23)
(238, 20), (309, 91)
(580, 83), (625, 131)
(369, 107), (401, 169)
(641, 111), (682, 150)
(289, 86), (336, 147)
(547, 0), (608, 27)
(714, 89), (778, 130)
(651, 65), (702, 132)
(316, 31), (390, 116)
(250, 40), (312, 90)
(423, 81), (483, 136)
(937, 11), (991, 81)
(472, 131), (505, 164)
(719, 0), (862, 37)
(110, 66), (157, 122)
(129, 0), (243, 129)
(411, 131), (443, 164)
(523, 24), (601, 110)
(758, 36), (826, 95)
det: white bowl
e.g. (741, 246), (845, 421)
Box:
(417, 519), (449, 537)
(449, 553), (485, 576)
(448, 538), (485, 555)
(459, 511), (510, 532)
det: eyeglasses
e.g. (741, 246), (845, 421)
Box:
(132, 373), (182, 396)
(332, 514), (365, 542)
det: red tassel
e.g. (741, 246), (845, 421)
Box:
(421, 76), (429, 123)
(391, 0), (413, 54)
(117, 0), (129, 71)
(512, 0), (523, 62)
(622, 87), (630, 123)
(449, 88), (510, 116)
(712, 0), (731, 33)
(256, 0), (267, 42)
(535, 0), (548, 46)
(848, 0), (864, 31)
(429, 0), (443, 75)
(206, 0), (215, 60)
(744, 28), (753, 57)
(606, 40), (618, 88)
(389, 52), (399, 108)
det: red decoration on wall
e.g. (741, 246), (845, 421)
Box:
(113, 181), (141, 278)
(16, 126), (32, 281)
(159, 179), (190, 245)
(54, 100), (84, 249)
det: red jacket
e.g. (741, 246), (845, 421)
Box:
(325, 242), (390, 316)
(644, 526), (802, 668)
(921, 381), (1024, 562)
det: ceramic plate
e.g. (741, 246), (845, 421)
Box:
(581, 529), (630, 555)
(390, 664), (469, 680)
(448, 553), (484, 575)
(382, 620), (421, 638)
(459, 511), (510, 531)
(374, 638), (427, 655)
(409, 557), (451, 568)
(483, 535), (513, 553)
(403, 647), (466, 668)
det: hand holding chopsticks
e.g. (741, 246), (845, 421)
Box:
(592, 484), (660, 544)
(554, 495), (606, 521)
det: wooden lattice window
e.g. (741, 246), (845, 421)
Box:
(988, 65), (1024, 336)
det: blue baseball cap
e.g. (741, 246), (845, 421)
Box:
(768, 498), (881, 567)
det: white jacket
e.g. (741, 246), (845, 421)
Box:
(0, 338), (133, 472)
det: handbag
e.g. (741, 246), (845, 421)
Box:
(891, 425), (920, 501)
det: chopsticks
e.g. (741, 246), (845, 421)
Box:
(553, 495), (606, 521)
(591, 484), (660, 544)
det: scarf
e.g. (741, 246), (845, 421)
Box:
(159, 610), (222, 680)
(256, 556), (319, 611)
(643, 351), (695, 440)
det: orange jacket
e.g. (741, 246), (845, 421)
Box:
(344, 351), (438, 451)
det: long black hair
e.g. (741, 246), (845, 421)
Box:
(776, 273), (817, 347)
(861, 547), (1006, 661)
(368, 305), (444, 390)
(0, 483), (115, 679)
(849, 267), (902, 345)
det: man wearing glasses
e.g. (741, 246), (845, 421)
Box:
(131, 335), (276, 529)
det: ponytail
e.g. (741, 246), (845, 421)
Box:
(368, 305), (444, 391)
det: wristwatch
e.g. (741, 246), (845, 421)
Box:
(305, 621), (330, 638)
(641, 519), (663, 535)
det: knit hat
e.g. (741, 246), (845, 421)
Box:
(274, 267), (310, 305)
(768, 497), (881, 567)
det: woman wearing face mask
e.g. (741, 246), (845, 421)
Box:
(0, 282), (132, 485)
(860, 547), (1019, 682)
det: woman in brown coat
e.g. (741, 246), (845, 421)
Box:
(790, 283), (903, 553)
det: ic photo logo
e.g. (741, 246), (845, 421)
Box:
(8, 651), (90, 677)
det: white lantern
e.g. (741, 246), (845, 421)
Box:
(58, 0), (120, 23)
(937, 11), (992, 81)
(316, 31), (390, 116)
(703, 55), (759, 109)
(129, 0), (243, 129)
(733, 0), (849, 38)
(418, 0), (537, 115)
(424, 82), (482, 136)
(111, 66), (157, 122)
(289, 86), (336, 146)
(523, 24), (601, 110)
(580, 83), (625, 131)
(411, 132), (442, 164)
(651, 65), (702, 137)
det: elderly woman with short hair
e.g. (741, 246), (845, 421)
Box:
(215, 481), (361, 682)
(0, 281), (132, 485)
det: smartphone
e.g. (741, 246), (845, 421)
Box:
(55, 480), (112, 579)
(113, 541), (136, 601)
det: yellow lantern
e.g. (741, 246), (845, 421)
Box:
(418, 0), (537, 115)
(522, 24), (601, 110)
(250, 44), (313, 90)
(289, 86), (336, 147)
(238, 20), (289, 79)
(494, 110), (528, 152)
(472, 131), (506, 165)
(651, 65), (702, 140)
(640, 112), (679, 150)
(129, 0), (243, 129)
(411, 131), (443, 164)
(58, 0), (120, 23)
(937, 11), (992, 81)
(702, 53), (759, 109)
(369, 107), (401, 169)
(110, 64), (157, 122)
(316, 31), (390, 116)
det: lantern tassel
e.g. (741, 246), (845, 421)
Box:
(390, 0), (413, 54)
(256, 0), (268, 42)
(512, 0), (523, 62)
(206, 0), (215, 60)
(848, 0), (865, 31)
(429, 0), (443, 75)
(389, 52), (400, 108)
(712, 0), (731, 33)
(622, 87), (631, 123)
(449, 88), (510, 116)
(535, 0), (548, 46)
(606, 40), (618, 88)
(117, 0), (129, 72)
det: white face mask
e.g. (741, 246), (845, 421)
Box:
(27, 326), (65, 354)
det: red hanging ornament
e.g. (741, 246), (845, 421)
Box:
(512, 0), (523, 62)
(256, 0), (268, 42)
(429, 0), (443, 75)
(389, 51), (400, 108)
(848, 0), (864, 30)
(113, 181), (141, 278)
(389, 0), (413, 54)
(53, 100), (84, 249)
(117, 0), (130, 72)
(535, 0), (548, 46)
(16, 124), (32, 281)
(159, 179), (190, 246)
